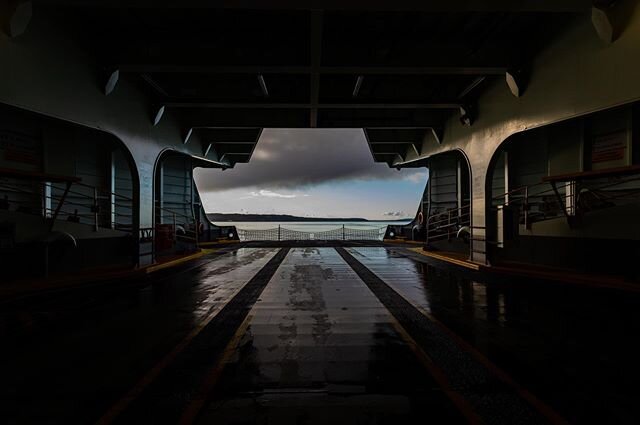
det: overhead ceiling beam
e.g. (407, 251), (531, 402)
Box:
(321, 117), (443, 128)
(165, 102), (461, 109)
(141, 73), (170, 97)
(309, 10), (323, 128)
(209, 140), (257, 144)
(117, 64), (509, 76)
(44, 1), (591, 12)
(183, 109), (310, 127)
(369, 140), (423, 144)
(457, 76), (485, 99)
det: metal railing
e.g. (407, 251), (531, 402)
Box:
(492, 173), (640, 228)
(0, 178), (135, 233)
(237, 224), (387, 241)
(492, 181), (569, 228)
(425, 204), (471, 245)
(154, 204), (199, 254)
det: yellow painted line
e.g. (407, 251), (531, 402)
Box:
(384, 239), (423, 245)
(387, 279), (569, 425)
(144, 249), (215, 274)
(178, 313), (255, 425)
(199, 240), (240, 247)
(408, 247), (481, 270)
(386, 314), (483, 425)
(95, 263), (250, 425)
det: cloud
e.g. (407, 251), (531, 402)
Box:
(194, 129), (427, 192)
(383, 211), (406, 217)
(404, 170), (428, 184)
(251, 190), (300, 199)
(236, 189), (307, 200)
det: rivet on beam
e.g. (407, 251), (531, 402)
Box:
(183, 128), (193, 144)
(505, 69), (528, 98)
(104, 68), (119, 96)
(152, 105), (165, 126)
(1, 0), (32, 38)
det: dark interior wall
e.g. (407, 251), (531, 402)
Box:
(0, 105), (44, 214)
(490, 151), (506, 207)
(0, 104), (136, 228)
(157, 154), (195, 226)
(486, 102), (640, 273)
(489, 102), (639, 209)
(427, 153), (460, 215)
(491, 235), (640, 278)
(508, 129), (548, 189)
(583, 106), (633, 171)
(113, 149), (134, 230)
(0, 104), (140, 276)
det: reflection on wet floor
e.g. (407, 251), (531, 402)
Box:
(196, 247), (462, 424)
(0, 248), (278, 424)
(2, 246), (640, 424)
(348, 247), (640, 424)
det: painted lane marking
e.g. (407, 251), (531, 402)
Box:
(178, 313), (255, 425)
(95, 249), (278, 425)
(337, 247), (569, 425)
(386, 309), (483, 424)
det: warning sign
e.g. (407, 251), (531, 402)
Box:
(591, 132), (626, 164)
(0, 129), (42, 168)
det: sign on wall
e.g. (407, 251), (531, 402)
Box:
(591, 131), (627, 166)
(0, 129), (42, 170)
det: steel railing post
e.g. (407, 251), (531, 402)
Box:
(93, 187), (99, 231)
(524, 186), (529, 229)
(173, 213), (177, 242)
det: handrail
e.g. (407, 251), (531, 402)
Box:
(154, 204), (199, 249)
(0, 176), (135, 232)
(491, 172), (640, 228)
(425, 204), (471, 245)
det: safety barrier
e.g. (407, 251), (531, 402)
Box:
(237, 224), (387, 241)
(0, 175), (134, 233)
(425, 204), (471, 245)
(492, 168), (640, 228)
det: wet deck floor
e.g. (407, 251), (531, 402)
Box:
(1, 246), (639, 424)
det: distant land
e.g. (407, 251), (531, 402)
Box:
(206, 213), (412, 222)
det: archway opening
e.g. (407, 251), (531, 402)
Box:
(192, 129), (428, 241)
(0, 102), (139, 278)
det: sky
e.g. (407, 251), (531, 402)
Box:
(194, 129), (428, 220)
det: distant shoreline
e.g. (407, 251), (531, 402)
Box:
(206, 213), (412, 222)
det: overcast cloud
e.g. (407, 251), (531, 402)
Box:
(194, 129), (422, 191)
(194, 129), (428, 219)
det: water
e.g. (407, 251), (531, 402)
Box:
(210, 220), (412, 241)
